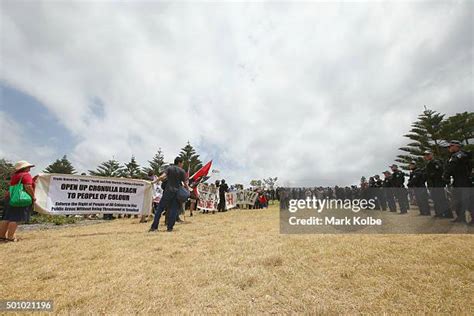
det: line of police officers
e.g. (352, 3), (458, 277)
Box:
(373, 140), (473, 224)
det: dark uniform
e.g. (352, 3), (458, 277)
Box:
(374, 177), (386, 211)
(425, 158), (451, 218)
(383, 174), (396, 212)
(217, 180), (229, 212)
(444, 149), (473, 222)
(391, 169), (409, 213)
(408, 167), (430, 215)
(368, 177), (379, 210)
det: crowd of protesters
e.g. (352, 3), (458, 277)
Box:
(145, 159), (281, 231)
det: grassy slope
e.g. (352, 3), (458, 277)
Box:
(1, 205), (473, 314)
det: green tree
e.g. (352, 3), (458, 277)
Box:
(89, 159), (124, 177)
(396, 108), (446, 169)
(440, 111), (474, 159)
(396, 109), (474, 170)
(440, 112), (474, 146)
(0, 158), (14, 194)
(144, 148), (166, 176)
(178, 142), (202, 175)
(44, 155), (76, 174)
(250, 179), (263, 188)
(263, 177), (278, 190)
(122, 156), (143, 179)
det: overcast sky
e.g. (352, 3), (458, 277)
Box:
(1, 1), (472, 186)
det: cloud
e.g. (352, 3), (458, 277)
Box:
(1, 1), (472, 185)
(0, 111), (57, 169)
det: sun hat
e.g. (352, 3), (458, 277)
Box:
(14, 160), (35, 171)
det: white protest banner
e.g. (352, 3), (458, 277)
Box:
(196, 185), (258, 210)
(34, 173), (153, 215)
(225, 192), (237, 209)
(151, 179), (163, 204)
(244, 190), (259, 205)
(197, 183), (218, 211)
(236, 190), (246, 205)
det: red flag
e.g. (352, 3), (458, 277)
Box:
(190, 160), (212, 182)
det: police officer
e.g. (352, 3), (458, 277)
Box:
(423, 150), (452, 218)
(374, 174), (386, 211)
(389, 164), (409, 214)
(368, 176), (379, 210)
(407, 161), (430, 215)
(443, 140), (473, 223)
(383, 171), (397, 212)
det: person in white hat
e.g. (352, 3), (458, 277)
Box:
(0, 160), (36, 242)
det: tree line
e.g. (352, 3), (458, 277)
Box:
(0, 142), (203, 192)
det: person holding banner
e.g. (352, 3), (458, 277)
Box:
(188, 160), (212, 216)
(149, 157), (188, 232)
(144, 170), (162, 223)
(188, 178), (199, 217)
(1, 161), (36, 242)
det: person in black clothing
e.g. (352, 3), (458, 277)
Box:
(383, 171), (397, 212)
(217, 179), (229, 212)
(423, 150), (452, 218)
(407, 161), (430, 215)
(149, 157), (188, 232)
(374, 174), (386, 211)
(390, 164), (409, 214)
(368, 176), (380, 210)
(443, 140), (473, 224)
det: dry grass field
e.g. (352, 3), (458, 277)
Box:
(1, 205), (473, 314)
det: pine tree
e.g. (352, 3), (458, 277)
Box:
(44, 155), (76, 174)
(144, 148), (166, 176)
(396, 108), (446, 170)
(441, 111), (474, 157)
(122, 156), (143, 179)
(440, 112), (474, 145)
(396, 109), (474, 170)
(89, 159), (124, 177)
(178, 142), (202, 175)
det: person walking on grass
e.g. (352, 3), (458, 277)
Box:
(149, 157), (188, 232)
(0, 161), (36, 242)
